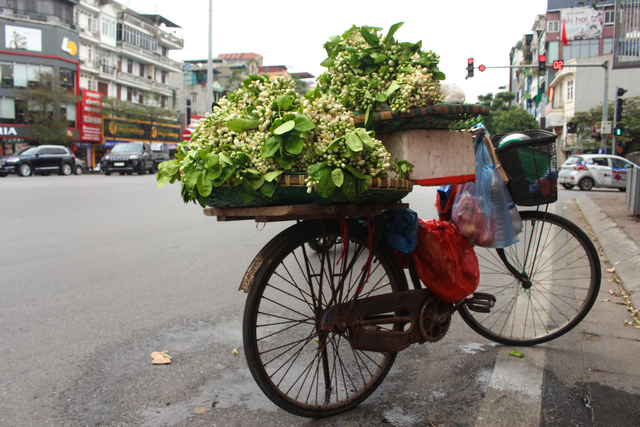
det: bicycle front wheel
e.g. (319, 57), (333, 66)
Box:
(460, 210), (601, 346)
(242, 219), (409, 418)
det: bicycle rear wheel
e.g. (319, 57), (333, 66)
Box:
(459, 210), (601, 346)
(242, 219), (409, 418)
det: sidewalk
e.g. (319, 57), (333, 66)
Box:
(575, 190), (640, 310)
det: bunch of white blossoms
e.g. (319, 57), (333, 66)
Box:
(157, 75), (393, 205)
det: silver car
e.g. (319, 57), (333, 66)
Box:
(559, 154), (639, 191)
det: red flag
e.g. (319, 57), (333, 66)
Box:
(561, 20), (568, 46)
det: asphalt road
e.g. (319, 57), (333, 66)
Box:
(1, 174), (638, 427)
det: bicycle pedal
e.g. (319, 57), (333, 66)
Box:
(466, 293), (496, 313)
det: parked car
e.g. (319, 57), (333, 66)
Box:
(102, 142), (154, 176)
(74, 158), (89, 175)
(0, 145), (75, 177)
(559, 154), (639, 191)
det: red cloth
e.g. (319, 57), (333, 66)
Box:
(561, 20), (568, 46)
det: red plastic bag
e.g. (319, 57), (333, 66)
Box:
(409, 219), (480, 303)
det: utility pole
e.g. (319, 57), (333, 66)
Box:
(601, 61), (609, 151)
(612, 87), (627, 155)
(206, 0), (213, 117)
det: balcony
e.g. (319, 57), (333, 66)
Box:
(0, 7), (75, 30)
(117, 41), (182, 71)
(79, 26), (100, 40)
(116, 70), (172, 93)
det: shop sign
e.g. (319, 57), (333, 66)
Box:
(103, 117), (181, 143)
(5, 25), (42, 51)
(79, 90), (103, 142)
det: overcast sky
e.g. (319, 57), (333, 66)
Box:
(127, 0), (547, 103)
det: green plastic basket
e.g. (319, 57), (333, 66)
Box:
(207, 174), (413, 208)
(353, 103), (490, 134)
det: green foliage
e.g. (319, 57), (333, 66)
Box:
(477, 92), (538, 135)
(17, 72), (78, 146)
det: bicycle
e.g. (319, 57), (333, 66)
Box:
(204, 132), (601, 419)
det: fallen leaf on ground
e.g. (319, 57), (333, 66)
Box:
(609, 290), (618, 296)
(606, 267), (616, 273)
(194, 407), (210, 415)
(151, 350), (172, 364)
(599, 299), (611, 302)
(232, 349), (238, 355)
(509, 350), (525, 358)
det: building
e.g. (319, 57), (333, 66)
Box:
(75, 0), (184, 166)
(0, 0), (80, 156)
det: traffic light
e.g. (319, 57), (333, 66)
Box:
(552, 60), (564, 70)
(618, 87), (628, 97)
(566, 122), (576, 134)
(616, 127), (622, 136)
(616, 98), (624, 123)
(538, 55), (546, 76)
(478, 64), (486, 72)
(186, 98), (191, 124)
(467, 58), (474, 79)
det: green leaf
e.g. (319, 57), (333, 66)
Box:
(158, 159), (180, 176)
(360, 27), (380, 46)
(364, 65), (377, 75)
(276, 95), (293, 111)
(364, 106), (373, 127)
(213, 164), (237, 186)
(509, 351), (525, 358)
(344, 164), (365, 179)
(330, 187), (344, 202)
(157, 173), (171, 188)
(244, 169), (262, 180)
(350, 54), (362, 68)
(293, 114), (316, 132)
(199, 149), (208, 162)
(260, 179), (278, 197)
(356, 128), (375, 148)
(219, 152), (233, 165)
(331, 168), (344, 187)
(185, 169), (200, 190)
(197, 171), (213, 197)
(284, 135), (304, 155)
(248, 177), (265, 190)
(386, 81), (400, 97)
(383, 22), (404, 45)
(206, 163), (222, 181)
(269, 119), (283, 133)
(309, 161), (329, 177)
(341, 173), (357, 199)
(345, 132), (363, 152)
(375, 92), (387, 102)
(327, 137), (344, 151)
(227, 118), (253, 132)
(434, 71), (446, 80)
(236, 152), (252, 164)
(261, 136), (282, 158)
(320, 57), (335, 68)
(263, 170), (283, 182)
(275, 152), (294, 170)
(274, 120), (296, 135)
(316, 168), (336, 198)
(236, 178), (258, 205)
(346, 145), (358, 160)
(371, 53), (388, 64)
(358, 175), (372, 192)
(204, 153), (219, 168)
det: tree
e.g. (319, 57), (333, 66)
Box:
(572, 96), (640, 155)
(477, 92), (537, 136)
(17, 72), (78, 146)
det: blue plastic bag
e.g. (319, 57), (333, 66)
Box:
(452, 136), (519, 248)
(383, 209), (419, 253)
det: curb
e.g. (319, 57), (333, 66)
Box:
(576, 195), (640, 310)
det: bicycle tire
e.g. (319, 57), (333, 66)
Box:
(242, 218), (409, 418)
(459, 210), (601, 346)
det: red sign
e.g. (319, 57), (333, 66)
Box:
(79, 90), (102, 142)
(552, 60), (564, 70)
(478, 64), (486, 72)
(181, 129), (192, 140)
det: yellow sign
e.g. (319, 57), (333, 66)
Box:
(61, 37), (77, 56)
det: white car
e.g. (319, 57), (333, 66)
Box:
(559, 154), (639, 191)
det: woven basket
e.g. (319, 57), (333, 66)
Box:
(353, 103), (490, 134)
(493, 130), (558, 206)
(207, 174), (413, 208)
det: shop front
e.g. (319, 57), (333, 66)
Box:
(101, 116), (181, 163)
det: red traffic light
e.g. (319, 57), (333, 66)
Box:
(468, 58), (474, 65)
(478, 64), (486, 72)
(539, 54), (547, 63)
(552, 60), (564, 70)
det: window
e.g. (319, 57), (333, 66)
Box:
(1, 62), (13, 88)
(191, 93), (197, 103)
(0, 98), (15, 120)
(553, 82), (564, 108)
(139, 64), (145, 77)
(591, 158), (609, 166)
(161, 70), (166, 84)
(563, 39), (600, 60)
(127, 87), (132, 101)
(612, 158), (634, 168)
(60, 69), (75, 94)
(603, 38), (613, 54)
(127, 59), (133, 74)
(548, 41), (559, 62)
(102, 17), (116, 38)
(567, 80), (574, 101)
(604, 10), (615, 25)
(548, 21), (559, 33)
(139, 92), (144, 104)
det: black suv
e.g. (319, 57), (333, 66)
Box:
(103, 143), (154, 176)
(0, 145), (75, 177)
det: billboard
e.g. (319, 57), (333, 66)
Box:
(561, 7), (604, 40)
(5, 25), (42, 51)
(103, 117), (181, 143)
(79, 90), (102, 142)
